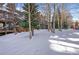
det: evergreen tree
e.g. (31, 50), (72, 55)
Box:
(23, 3), (39, 36)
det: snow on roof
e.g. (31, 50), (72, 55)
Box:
(0, 7), (9, 12)
(0, 6), (25, 20)
(14, 12), (19, 15)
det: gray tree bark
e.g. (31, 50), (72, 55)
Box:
(46, 3), (51, 32)
(28, 4), (32, 39)
(52, 3), (57, 33)
(60, 3), (64, 31)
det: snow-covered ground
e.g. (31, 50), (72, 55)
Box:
(0, 29), (79, 55)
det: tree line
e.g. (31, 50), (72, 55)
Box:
(18, 3), (73, 39)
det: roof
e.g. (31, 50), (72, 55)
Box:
(0, 7), (9, 12)
(0, 6), (25, 21)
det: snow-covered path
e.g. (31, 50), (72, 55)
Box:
(0, 29), (79, 55)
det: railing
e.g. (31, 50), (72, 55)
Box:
(0, 30), (15, 33)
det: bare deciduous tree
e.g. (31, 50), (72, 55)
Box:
(52, 3), (57, 33)
(60, 3), (64, 31)
(46, 3), (51, 32)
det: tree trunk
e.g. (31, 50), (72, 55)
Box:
(56, 4), (60, 31)
(52, 3), (56, 33)
(52, 13), (55, 33)
(32, 28), (34, 36)
(46, 3), (51, 32)
(28, 4), (32, 39)
(60, 3), (64, 31)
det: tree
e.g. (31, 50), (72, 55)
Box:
(60, 4), (72, 29)
(46, 3), (52, 32)
(28, 4), (32, 39)
(60, 3), (64, 31)
(64, 10), (72, 29)
(23, 3), (39, 36)
(52, 3), (57, 33)
(19, 20), (29, 28)
(57, 5), (60, 30)
(75, 21), (79, 29)
(54, 4), (61, 30)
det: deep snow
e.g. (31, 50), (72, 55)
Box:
(0, 29), (79, 55)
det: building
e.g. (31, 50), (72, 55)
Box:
(0, 3), (23, 34)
